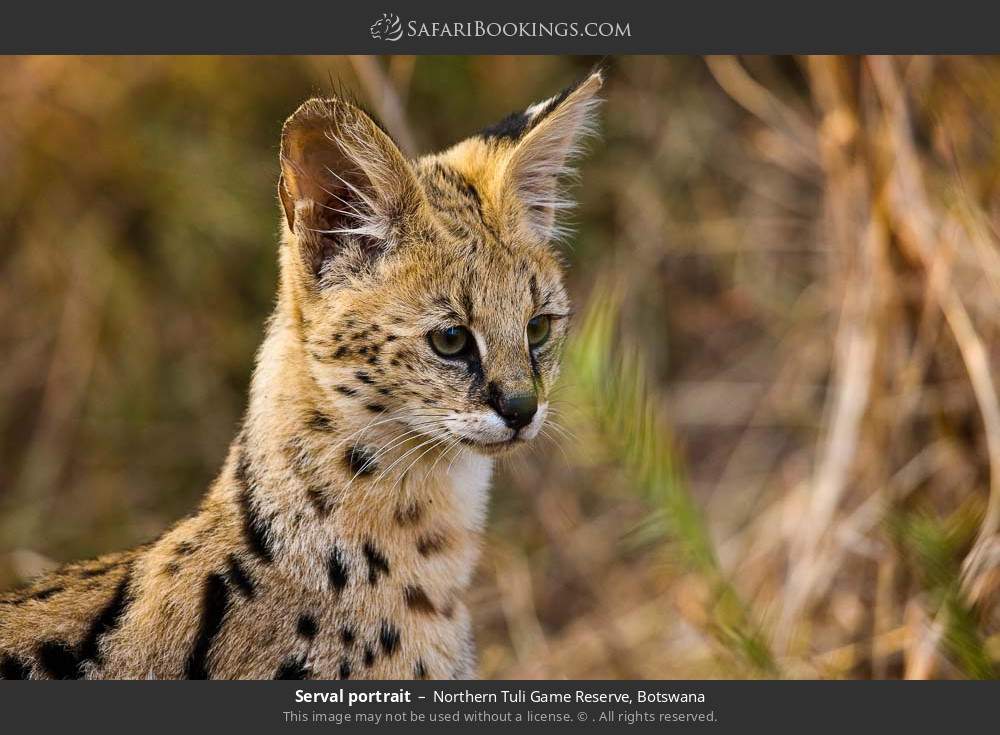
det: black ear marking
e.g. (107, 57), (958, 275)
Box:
(481, 110), (531, 141)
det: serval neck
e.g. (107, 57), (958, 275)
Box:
(230, 312), (493, 588)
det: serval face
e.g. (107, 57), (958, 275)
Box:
(279, 73), (602, 457)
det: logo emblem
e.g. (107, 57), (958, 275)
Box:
(370, 13), (403, 41)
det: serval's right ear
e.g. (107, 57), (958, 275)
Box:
(279, 97), (423, 284)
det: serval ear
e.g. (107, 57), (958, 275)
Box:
(489, 71), (603, 243)
(279, 97), (423, 284)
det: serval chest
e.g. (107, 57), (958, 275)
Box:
(112, 441), (492, 680)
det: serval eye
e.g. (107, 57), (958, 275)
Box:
(429, 326), (471, 357)
(527, 315), (551, 348)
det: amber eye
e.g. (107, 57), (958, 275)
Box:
(429, 326), (471, 357)
(527, 315), (551, 348)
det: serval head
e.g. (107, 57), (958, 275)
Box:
(277, 71), (603, 456)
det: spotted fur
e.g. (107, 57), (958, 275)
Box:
(0, 71), (603, 679)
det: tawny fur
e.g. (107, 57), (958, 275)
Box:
(0, 72), (602, 680)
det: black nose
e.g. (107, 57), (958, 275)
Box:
(491, 391), (538, 430)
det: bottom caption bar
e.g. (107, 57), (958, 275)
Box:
(1, 680), (994, 733)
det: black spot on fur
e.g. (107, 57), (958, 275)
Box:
(185, 573), (230, 679)
(226, 555), (255, 599)
(363, 645), (376, 668)
(335, 385), (358, 397)
(37, 641), (80, 680)
(355, 370), (375, 385)
(78, 560), (125, 579)
(275, 656), (309, 680)
(416, 532), (449, 557)
(365, 403), (386, 414)
(0, 584), (64, 605)
(1, 654), (30, 679)
(30, 586), (63, 602)
(340, 626), (356, 647)
(404, 586), (437, 615)
(297, 614), (318, 639)
(334, 346), (348, 359)
(339, 659), (352, 679)
(345, 446), (377, 477)
(379, 622), (400, 657)
(306, 486), (336, 517)
(175, 541), (195, 556)
(77, 569), (133, 669)
(308, 410), (336, 433)
(284, 437), (314, 479)
(363, 541), (390, 585)
(394, 501), (423, 527)
(415, 659), (428, 679)
(327, 546), (349, 591)
(236, 450), (274, 564)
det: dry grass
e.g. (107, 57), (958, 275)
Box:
(1, 55), (999, 679)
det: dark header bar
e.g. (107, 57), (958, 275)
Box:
(3, 0), (1000, 53)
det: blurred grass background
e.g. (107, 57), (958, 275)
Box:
(1, 55), (1000, 679)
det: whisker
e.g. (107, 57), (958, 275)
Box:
(428, 435), (464, 477)
(343, 418), (450, 485)
(370, 433), (449, 487)
(388, 435), (454, 494)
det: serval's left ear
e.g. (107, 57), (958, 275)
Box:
(492, 71), (603, 242)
